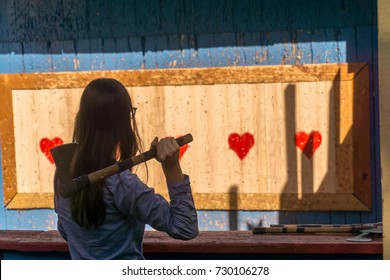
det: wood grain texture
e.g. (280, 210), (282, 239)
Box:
(0, 64), (364, 89)
(0, 83), (17, 206)
(5, 193), (53, 209)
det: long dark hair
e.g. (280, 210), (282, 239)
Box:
(65, 78), (142, 229)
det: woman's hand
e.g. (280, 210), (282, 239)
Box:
(150, 137), (184, 183)
(151, 137), (180, 167)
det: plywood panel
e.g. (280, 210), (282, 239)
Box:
(12, 89), (81, 193)
(0, 64), (370, 211)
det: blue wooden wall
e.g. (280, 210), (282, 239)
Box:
(0, 0), (381, 231)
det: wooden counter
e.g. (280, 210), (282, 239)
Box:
(0, 230), (382, 259)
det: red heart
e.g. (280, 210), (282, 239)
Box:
(295, 131), (322, 159)
(40, 137), (63, 164)
(179, 144), (188, 160)
(228, 132), (255, 160)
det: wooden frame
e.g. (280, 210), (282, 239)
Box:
(0, 63), (370, 210)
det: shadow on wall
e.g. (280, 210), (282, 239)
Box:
(277, 80), (340, 224)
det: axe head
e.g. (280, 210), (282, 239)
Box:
(50, 143), (84, 198)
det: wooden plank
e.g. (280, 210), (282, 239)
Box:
(235, 33), (246, 67)
(103, 38), (117, 70)
(74, 39), (91, 72)
(155, 34), (185, 68)
(0, 230), (382, 255)
(63, 0), (85, 40)
(0, 83), (17, 206)
(0, 0), (15, 42)
(1, 0), (377, 44)
(180, 34), (198, 68)
(50, 40), (76, 72)
(135, 0), (159, 36)
(143, 36), (157, 69)
(13, 0), (28, 42)
(315, 80), (336, 194)
(168, 34), (185, 67)
(0, 43), (10, 73)
(0, 230), (69, 252)
(155, 35), (169, 68)
(115, 37), (131, 70)
(7, 42), (24, 73)
(0, 64), (363, 89)
(114, 0), (136, 37)
(324, 28), (339, 64)
(312, 29), (338, 64)
(242, 32), (261, 65)
(295, 30), (312, 64)
(99, 1), (113, 39)
(197, 34), (214, 67)
(352, 65), (371, 208)
(378, 0), (390, 260)
(281, 31), (295, 65)
(335, 80), (354, 193)
(266, 31), (285, 65)
(6, 193), (53, 209)
(264, 83), (284, 193)
(85, 0), (102, 39)
(212, 33), (238, 67)
(204, 84), (226, 194)
(296, 82), (315, 194)
(108, 193), (375, 211)
(337, 27), (357, 63)
(90, 38), (104, 71)
(255, 84), (268, 194)
(128, 37), (144, 69)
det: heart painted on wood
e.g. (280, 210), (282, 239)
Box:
(228, 132), (255, 160)
(179, 144), (188, 160)
(40, 137), (63, 164)
(295, 131), (322, 159)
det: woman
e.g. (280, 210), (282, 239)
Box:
(54, 78), (198, 259)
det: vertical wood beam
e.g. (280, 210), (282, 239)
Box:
(378, 0), (390, 260)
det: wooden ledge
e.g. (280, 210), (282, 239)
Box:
(0, 230), (382, 255)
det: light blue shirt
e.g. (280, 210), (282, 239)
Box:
(54, 170), (198, 259)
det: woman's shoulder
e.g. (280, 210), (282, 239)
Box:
(106, 169), (135, 184)
(105, 170), (146, 193)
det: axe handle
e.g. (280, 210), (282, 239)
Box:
(78, 134), (193, 186)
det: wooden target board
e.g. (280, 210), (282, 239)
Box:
(0, 64), (370, 210)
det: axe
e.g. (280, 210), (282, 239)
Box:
(50, 134), (193, 198)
